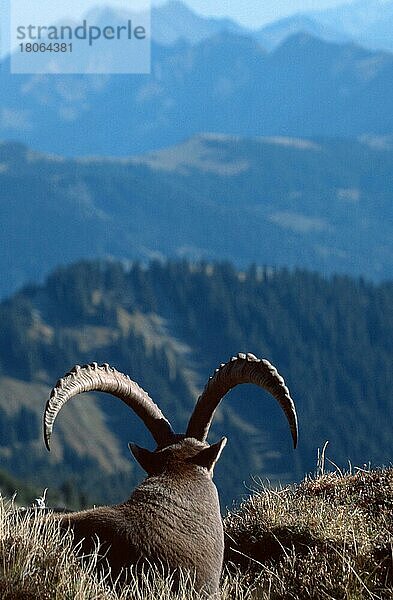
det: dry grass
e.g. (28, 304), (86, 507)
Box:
(0, 498), (251, 600)
(225, 467), (393, 599)
(0, 466), (391, 599)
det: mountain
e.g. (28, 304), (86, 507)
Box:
(311, 0), (393, 42)
(0, 0), (249, 63)
(255, 14), (350, 50)
(0, 259), (392, 508)
(1, 134), (393, 298)
(106, 0), (393, 54)
(81, 1), (393, 53)
(1, 33), (393, 156)
(255, 0), (393, 52)
(309, 0), (384, 35)
(83, 1), (247, 47)
(151, 0), (246, 45)
(143, 1), (393, 53)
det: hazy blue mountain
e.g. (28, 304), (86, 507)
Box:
(0, 260), (392, 507)
(83, 1), (247, 47)
(153, 1), (393, 52)
(1, 134), (393, 298)
(255, 14), (350, 50)
(308, 0), (393, 52)
(93, 0), (393, 53)
(1, 33), (393, 156)
(151, 0), (246, 45)
(255, 0), (393, 52)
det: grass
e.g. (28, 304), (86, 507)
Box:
(0, 466), (391, 599)
(225, 466), (393, 599)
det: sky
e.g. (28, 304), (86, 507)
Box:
(152, 0), (353, 28)
(8, 0), (150, 25)
(5, 0), (354, 28)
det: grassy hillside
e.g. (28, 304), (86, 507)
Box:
(0, 466), (391, 599)
(225, 466), (393, 598)
(0, 259), (392, 508)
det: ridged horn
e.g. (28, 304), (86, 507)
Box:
(43, 363), (175, 450)
(186, 353), (298, 448)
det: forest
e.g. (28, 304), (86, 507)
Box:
(0, 259), (391, 507)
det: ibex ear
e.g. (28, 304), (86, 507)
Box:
(191, 437), (227, 474)
(129, 443), (156, 475)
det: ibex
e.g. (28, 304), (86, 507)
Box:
(43, 352), (298, 596)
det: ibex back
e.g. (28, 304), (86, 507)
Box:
(44, 353), (298, 596)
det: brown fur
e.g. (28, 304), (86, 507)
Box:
(56, 437), (226, 596)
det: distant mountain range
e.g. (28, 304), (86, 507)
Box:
(1, 260), (391, 507)
(1, 31), (393, 157)
(308, 0), (393, 52)
(150, 1), (245, 46)
(254, 14), (350, 49)
(1, 134), (392, 298)
(151, 0), (393, 52)
(4, 0), (391, 59)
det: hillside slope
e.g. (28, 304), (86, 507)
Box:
(0, 260), (392, 506)
(0, 466), (391, 599)
(1, 134), (393, 298)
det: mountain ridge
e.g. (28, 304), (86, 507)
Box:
(1, 134), (393, 299)
(151, 0), (393, 52)
(1, 32), (393, 156)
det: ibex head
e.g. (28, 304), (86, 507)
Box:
(129, 437), (227, 479)
(44, 352), (297, 475)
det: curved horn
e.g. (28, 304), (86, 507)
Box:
(186, 353), (298, 448)
(44, 363), (175, 450)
